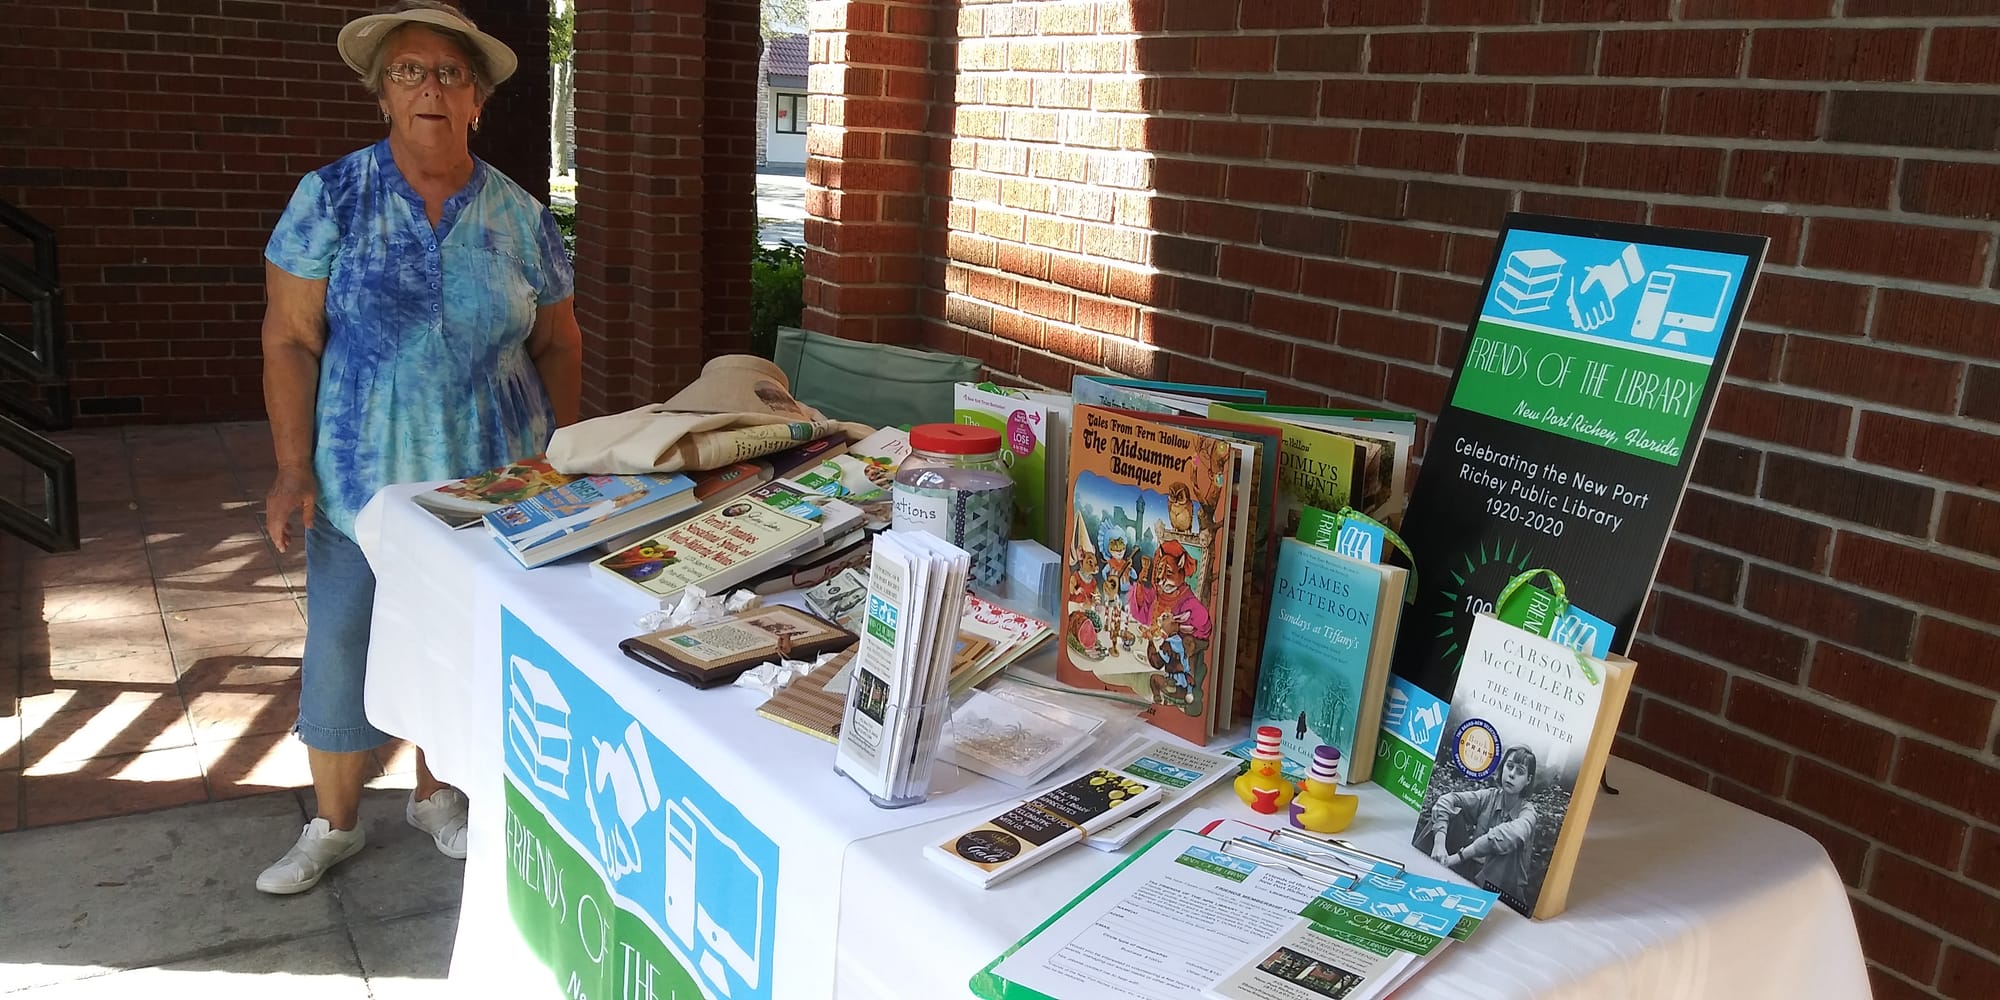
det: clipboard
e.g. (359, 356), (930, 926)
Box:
(968, 827), (1358, 1000)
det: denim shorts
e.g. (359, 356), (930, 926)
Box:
(297, 519), (391, 753)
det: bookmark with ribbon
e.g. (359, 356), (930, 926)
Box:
(1495, 567), (1613, 660)
(1296, 504), (1418, 604)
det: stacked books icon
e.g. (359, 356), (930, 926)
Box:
(1495, 248), (1565, 315)
(508, 655), (574, 799)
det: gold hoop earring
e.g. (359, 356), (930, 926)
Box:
(472, 118), (481, 133)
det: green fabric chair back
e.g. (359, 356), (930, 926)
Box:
(772, 327), (980, 428)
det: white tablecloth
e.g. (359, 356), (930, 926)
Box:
(836, 757), (1870, 1000)
(352, 484), (1036, 1000)
(354, 483), (1868, 1000)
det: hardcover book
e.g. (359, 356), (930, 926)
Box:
(1249, 538), (1407, 785)
(1058, 405), (1236, 745)
(1212, 403), (1416, 523)
(485, 471), (698, 568)
(1411, 613), (1634, 919)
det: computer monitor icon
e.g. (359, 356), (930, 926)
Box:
(1661, 265), (1732, 334)
(662, 799), (766, 997)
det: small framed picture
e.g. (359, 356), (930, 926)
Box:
(619, 605), (856, 689)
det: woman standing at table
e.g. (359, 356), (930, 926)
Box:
(256, 0), (580, 894)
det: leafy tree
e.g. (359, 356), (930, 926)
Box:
(761, 0), (808, 39)
(550, 0), (576, 173)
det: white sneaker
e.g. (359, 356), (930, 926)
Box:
(407, 788), (469, 860)
(256, 818), (366, 895)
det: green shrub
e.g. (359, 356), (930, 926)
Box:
(549, 202), (576, 259)
(750, 240), (805, 358)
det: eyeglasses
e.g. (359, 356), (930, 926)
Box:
(383, 61), (474, 89)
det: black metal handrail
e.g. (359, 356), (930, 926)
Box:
(0, 197), (76, 552)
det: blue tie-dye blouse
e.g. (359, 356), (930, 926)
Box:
(265, 140), (572, 539)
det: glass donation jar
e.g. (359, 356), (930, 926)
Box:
(892, 423), (1015, 587)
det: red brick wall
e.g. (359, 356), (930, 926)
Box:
(572, 0), (761, 417)
(0, 0), (381, 423)
(0, 0), (570, 426)
(807, 3), (2000, 996)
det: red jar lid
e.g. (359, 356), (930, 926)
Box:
(910, 423), (1002, 455)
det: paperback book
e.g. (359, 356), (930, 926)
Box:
(590, 489), (823, 600)
(1248, 538), (1408, 784)
(485, 471), (698, 568)
(590, 460), (773, 555)
(1411, 613), (1634, 919)
(791, 425), (911, 527)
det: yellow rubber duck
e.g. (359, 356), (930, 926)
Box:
(1235, 726), (1295, 815)
(1290, 744), (1359, 834)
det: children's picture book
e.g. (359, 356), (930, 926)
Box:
(485, 472), (698, 568)
(1412, 613), (1635, 919)
(1072, 375), (1268, 417)
(1249, 539), (1408, 785)
(1112, 408), (1282, 726)
(1058, 406), (1236, 745)
(413, 455), (580, 529)
(591, 496), (822, 600)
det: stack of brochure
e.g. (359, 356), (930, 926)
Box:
(833, 530), (971, 807)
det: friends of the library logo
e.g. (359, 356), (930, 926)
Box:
(1458, 230), (1751, 466)
(1492, 240), (1738, 360)
(503, 608), (779, 1000)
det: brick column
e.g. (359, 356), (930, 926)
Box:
(800, 0), (943, 344)
(572, 1), (708, 416)
(464, 0), (550, 203)
(704, 0), (760, 359)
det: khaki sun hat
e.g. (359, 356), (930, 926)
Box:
(337, 2), (519, 86)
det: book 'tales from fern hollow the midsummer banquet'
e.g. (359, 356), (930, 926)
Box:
(1058, 405), (1239, 745)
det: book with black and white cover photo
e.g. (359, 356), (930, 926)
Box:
(1411, 613), (1633, 919)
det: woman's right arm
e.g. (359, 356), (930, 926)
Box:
(262, 261), (328, 553)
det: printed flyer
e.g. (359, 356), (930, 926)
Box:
(1378, 214), (1766, 807)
